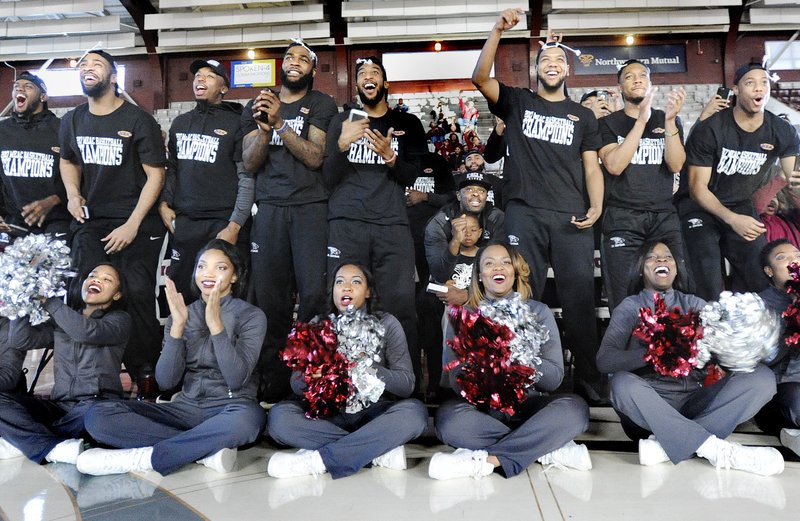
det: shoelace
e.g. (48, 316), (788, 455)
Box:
(713, 443), (733, 471)
(470, 455), (487, 479)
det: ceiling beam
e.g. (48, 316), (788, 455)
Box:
(118, 0), (158, 53)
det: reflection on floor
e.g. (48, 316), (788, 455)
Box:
(2, 411), (798, 521)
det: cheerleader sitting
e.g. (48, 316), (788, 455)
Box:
(76, 239), (267, 476)
(429, 242), (591, 480)
(598, 240), (783, 475)
(267, 263), (428, 479)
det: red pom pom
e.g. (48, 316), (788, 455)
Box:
(633, 293), (703, 378)
(782, 263), (800, 350)
(446, 305), (537, 416)
(282, 321), (353, 419)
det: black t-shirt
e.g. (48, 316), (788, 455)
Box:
(686, 108), (800, 207)
(600, 109), (683, 211)
(324, 108), (427, 226)
(60, 102), (166, 219)
(491, 82), (601, 213)
(448, 252), (477, 289)
(0, 110), (69, 223)
(167, 101), (244, 220)
(406, 151), (455, 232)
(240, 90), (337, 206)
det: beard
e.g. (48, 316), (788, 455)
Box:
(358, 84), (387, 108)
(280, 69), (312, 92)
(625, 95), (644, 105)
(536, 73), (565, 95)
(466, 161), (484, 173)
(81, 75), (112, 98)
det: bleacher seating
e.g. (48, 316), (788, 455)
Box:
(390, 85), (723, 140)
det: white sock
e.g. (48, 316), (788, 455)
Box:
(695, 435), (722, 461)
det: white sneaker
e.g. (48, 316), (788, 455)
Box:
(267, 449), (327, 479)
(428, 448), (494, 480)
(538, 441), (592, 471)
(780, 428), (800, 457)
(0, 437), (24, 460)
(372, 445), (407, 470)
(638, 436), (670, 466)
(45, 438), (84, 464)
(197, 448), (237, 474)
(700, 438), (784, 476)
(76, 447), (153, 476)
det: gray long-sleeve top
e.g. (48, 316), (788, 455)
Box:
(290, 312), (415, 401)
(597, 289), (706, 378)
(443, 298), (564, 396)
(8, 298), (131, 401)
(0, 317), (25, 392)
(157, 295), (266, 402)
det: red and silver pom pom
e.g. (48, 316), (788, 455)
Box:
(446, 303), (539, 416)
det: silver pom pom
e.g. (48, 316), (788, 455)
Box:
(478, 292), (548, 383)
(0, 234), (76, 325)
(696, 291), (780, 373)
(331, 306), (387, 413)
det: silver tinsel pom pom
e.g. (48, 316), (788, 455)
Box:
(479, 292), (548, 383)
(331, 305), (387, 413)
(0, 234), (76, 325)
(696, 291), (780, 373)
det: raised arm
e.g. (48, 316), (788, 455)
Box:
(46, 299), (131, 345)
(599, 91), (654, 176)
(663, 88), (687, 173)
(472, 9), (525, 105)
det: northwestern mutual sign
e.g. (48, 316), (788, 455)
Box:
(575, 45), (687, 75)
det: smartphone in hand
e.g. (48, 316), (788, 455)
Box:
(349, 109), (369, 122)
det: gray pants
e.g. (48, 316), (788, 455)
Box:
(435, 394), (589, 478)
(0, 394), (96, 463)
(609, 365), (776, 463)
(268, 398), (427, 479)
(83, 398), (266, 475)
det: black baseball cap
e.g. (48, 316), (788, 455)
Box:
(463, 149), (484, 162)
(190, 59), (230, 88)
(84, 50), (117, 72)
(733, 63), (769, 85)
(17, 71), (47, 94)
(456, 172), (493, 190)
(580, 90), (599, 104)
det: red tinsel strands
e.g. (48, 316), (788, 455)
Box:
(703, 363), (727, 387)
(446, 305), (537, 416)
(632, 293), (704, 378)
(281, 321), (354, 419)
(784, 262), (800, 296)
(782, 263), (800, 349)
